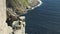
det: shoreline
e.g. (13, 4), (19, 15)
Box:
(31, 0), (42, 9)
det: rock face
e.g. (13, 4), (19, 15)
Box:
(0, 0), (13, 34)
(13, 16), (26, 34)
(7, 0), (42, 15)
(0, 0), (42, 34)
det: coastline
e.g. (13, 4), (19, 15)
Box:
(31, 0), (42, 9)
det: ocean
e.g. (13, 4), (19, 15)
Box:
(25, 0), (60, 34)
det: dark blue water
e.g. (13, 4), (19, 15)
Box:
(25, 0), (60, 34)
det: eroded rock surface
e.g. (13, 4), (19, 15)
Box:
(0, 0), (42, 34)
(0, 0), (13, 34)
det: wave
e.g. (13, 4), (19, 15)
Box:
(31, 0), (43, 9)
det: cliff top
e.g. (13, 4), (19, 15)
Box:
(7, 0), (42, 16)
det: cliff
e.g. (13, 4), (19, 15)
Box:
(0, 0), (13, 34)
(7, 0), (42, 16)
(0, 0), (42, 34)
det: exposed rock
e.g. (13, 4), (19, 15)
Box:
(0, 0), (13, 34)
(12, 16), (26, 34)
(0, 0), (42, 34)
(7, 0), (42, 15)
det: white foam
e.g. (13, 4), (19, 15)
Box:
(19, 16), (25, 20)
(32, 0), (42, 9)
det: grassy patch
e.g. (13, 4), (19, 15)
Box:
(20, 0), (29, 7)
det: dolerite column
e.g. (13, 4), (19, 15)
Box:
(0, 0), (12, 34)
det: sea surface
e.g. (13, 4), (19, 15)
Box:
(25, 0), (60, 34)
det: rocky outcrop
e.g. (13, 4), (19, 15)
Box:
(7, 0), (42, 15)
(13, 16), (26, 34)
(0, 0), (42, 34)
(0, 0), (13, 34)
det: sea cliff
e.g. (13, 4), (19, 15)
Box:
(7, 0), (42, 15)
(0, 0), (42, 34)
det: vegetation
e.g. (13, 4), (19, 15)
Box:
(8, 0), (30, 8)
(20, 0), (29, 7)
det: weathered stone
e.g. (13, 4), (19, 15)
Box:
(0, 0), (13, 34)
(13, 16), (26, 34)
